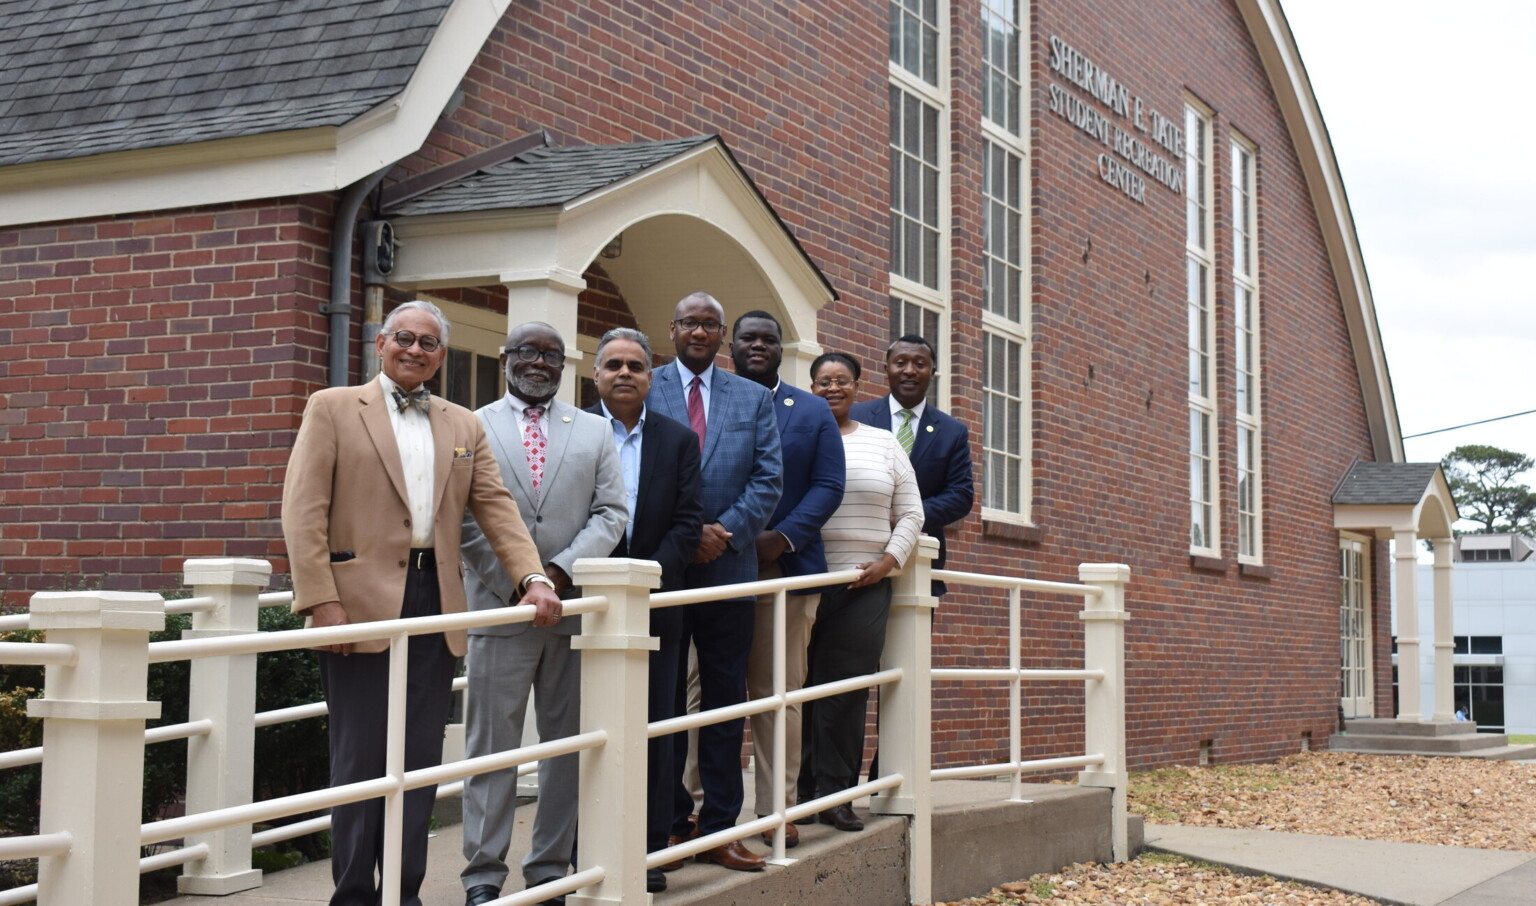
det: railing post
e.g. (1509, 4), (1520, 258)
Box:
(178, 558), (271, 895)
(871, 535), (938, 906)
(568, 558), (660, 906)
(27, 591), (165, 906)
(1076, 563), (1130, 862)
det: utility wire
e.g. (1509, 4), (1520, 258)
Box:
(1403, 408), (1536, 439)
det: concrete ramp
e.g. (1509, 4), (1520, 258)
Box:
(159, 778), (1129, 906)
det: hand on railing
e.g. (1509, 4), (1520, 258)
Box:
(306, 601), (351, 655)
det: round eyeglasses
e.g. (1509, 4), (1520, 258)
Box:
(506, 345), (567, 368)
(386, 330), (441, 352)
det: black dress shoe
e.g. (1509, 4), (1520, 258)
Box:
(819, 803), (864, 831)
(465, 885), (501, 906)
(647, 868), (667, 892)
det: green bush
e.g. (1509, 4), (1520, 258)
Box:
(0, 602), (331, 863)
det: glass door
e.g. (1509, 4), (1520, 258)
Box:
(1340, 535), (1372, 718)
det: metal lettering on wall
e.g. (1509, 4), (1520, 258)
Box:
(1047, 35), (1184, 205)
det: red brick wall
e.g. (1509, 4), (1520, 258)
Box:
(1005, 0), (1375, 767)
(0, 200), (342, 605)
(0, 0), (1386, 771)
(389, 0), (1376, 770)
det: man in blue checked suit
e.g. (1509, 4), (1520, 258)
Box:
(849, 334), (974, 598)
(647, 291), (782, 872)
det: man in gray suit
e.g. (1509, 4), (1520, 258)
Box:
(459, 322), (628, 906)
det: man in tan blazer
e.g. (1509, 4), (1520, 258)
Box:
(282, 300), (561, 906)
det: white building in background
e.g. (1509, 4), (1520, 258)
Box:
(1396, 534), (1536, 733)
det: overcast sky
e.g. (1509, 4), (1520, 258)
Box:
(1278, 0), (1536, 477)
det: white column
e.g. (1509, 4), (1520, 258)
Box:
(503, 267), (586, 406)
(28, 591), (165, 906)
(177, 558), (271, 895)
(1076, 563), (1131, 863)
(1431, 538), (1456, 722)
(1394, 530), (1422, 721)
(871, 535), (938, 906)
(781, 339), (824, 390)
(569, 558), (661, 906)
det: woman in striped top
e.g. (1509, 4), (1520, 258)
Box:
(797, 352), (923, 832)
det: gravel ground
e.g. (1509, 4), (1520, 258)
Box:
(935, 751), (1536, 906)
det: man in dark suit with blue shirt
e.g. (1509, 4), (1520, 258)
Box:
(647, 292), (782, 872)
(588, 327), (703, 895)
(849, 334), (974, 597)
(730, 310), (843, 849)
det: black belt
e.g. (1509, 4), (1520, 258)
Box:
(409, 549), (436, 571)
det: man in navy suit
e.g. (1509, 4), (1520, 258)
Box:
(849, 334), (974, 597)
(647, 291), (782, 872)
(729, 310), (843, 848)
(588, 327), (703, 895)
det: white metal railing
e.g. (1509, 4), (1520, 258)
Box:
(929, 564), (1132, 861)
(0, 546), (1129, 906)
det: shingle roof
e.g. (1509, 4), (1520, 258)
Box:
(388, 136), (717, 216)
(0, 0), (454, 167)
(1332, 461), (1443, 506)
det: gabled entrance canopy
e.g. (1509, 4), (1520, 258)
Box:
(1333, 462), (1460, 722)
(382, 135), (836, 386)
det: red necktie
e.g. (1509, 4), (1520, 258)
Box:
(524, 406), (547, 497)
(687, 375), (706, 453)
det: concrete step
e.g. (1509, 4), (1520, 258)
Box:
(1333, 732), (1508, 754)
(1341, 718), (1472, 738)
(1328, 740), (1536, 762)
(158, 776), (1136, 906)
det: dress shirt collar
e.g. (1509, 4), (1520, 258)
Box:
(599, 400), (647, 435)
(887, 394), (927, 422)
(674, 359), (714, 388)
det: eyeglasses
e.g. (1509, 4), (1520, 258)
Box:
(673, 317), (724, 334)
(505, 345), (567, 368)
(386, 330), (441, 352)
(813, 377), (855, 389)
(599, 358), (649, 373)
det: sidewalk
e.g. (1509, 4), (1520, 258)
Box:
(1145, 824), (1536, 906)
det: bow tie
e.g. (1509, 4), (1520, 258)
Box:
(392, 387), (431, 413)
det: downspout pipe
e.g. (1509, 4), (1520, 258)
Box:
(328, 165), (394, 388)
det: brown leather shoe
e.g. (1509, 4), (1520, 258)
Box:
(660, 817), (699, 871)
(761, 820), (799, 848)
(694, 839), (766, 871)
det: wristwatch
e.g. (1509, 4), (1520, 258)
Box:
(522, 573), (557, 595)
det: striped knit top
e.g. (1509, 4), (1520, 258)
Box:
(822, 422), (924, 572)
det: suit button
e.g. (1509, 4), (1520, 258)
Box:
(403, 519), (410, 527)
(536, 515), (543, 523)
(398, 559), (407, 568)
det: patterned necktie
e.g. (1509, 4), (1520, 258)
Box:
(392, 387), (431, 413)
(687, 375), (706, 453)
(897, 408), (915, 456)
(523, 406), (547, 497)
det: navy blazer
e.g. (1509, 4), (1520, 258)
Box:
(849, 396), (974, 595)
(647, 362), (783, 591)
(585, 405), (703, 594)
(764, 381), (844, 581)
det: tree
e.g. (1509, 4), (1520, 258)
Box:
(1441, 444), (1536, 535)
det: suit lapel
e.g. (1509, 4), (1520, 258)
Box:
(911, 406), (938, 463)
(867, 397), (894, 430)
(701, 370), (729, 466)
(358, 382), (411, 509)
(430, 395), (456, 518)
(539, 400), (574, 497)
(481, 397), (535, 502)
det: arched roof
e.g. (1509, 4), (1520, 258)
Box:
(1235, 0), (1405, 462)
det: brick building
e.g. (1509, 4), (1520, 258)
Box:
(0, 0), (1446, 769)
